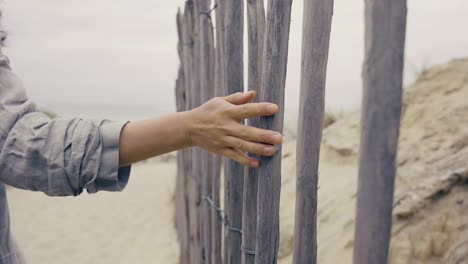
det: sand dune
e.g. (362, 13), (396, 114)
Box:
(278, 58), (468, 263)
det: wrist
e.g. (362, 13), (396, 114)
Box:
(180, 110), (196, 148)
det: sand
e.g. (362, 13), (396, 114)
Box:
(7, 162), (180, 264)
(278, 58), (468, 264)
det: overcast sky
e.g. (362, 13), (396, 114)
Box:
(2, 0), (468, 115)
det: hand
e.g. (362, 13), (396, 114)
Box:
(187, 91), (283, 168)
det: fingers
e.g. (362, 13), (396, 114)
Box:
(230, 125), (283, 145)
(229, 103), (278, 120)
(224, 136), (276, 157)
(223, 91), (256, 105)
(219, 148), (260, 168)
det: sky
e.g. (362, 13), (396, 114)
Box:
(1, 0), (468, 117)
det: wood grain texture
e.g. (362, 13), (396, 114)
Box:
(193, 2), (205, 263)
(255, 0), (293, 263)
(199, 0), (215, 261)
(182, 2), (203, 263)
(213, 1), (226, 263)
(224, 0), (245, 263)
(176, 8), (184, 63)
(353, 0), (407, 263)
(175, 69), (192, 264)
(174, 67), (183, 263)
(292, 1), (334, 263)
(181, 4), (195, 264)
(175, 8), (192, 263)
(242, 0), (265, 264)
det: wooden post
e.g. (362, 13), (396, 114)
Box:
(353, 0), (407, 263)
(199, 0), (215, 262)
(175, 9), (187, 258)
(213, 1), (226, 263)
(242, 0), (265, 264)
(224, 0), (245, 263)
(175, 10), (188, 261)
(193, 1), (206, 263)
(292, 0), (334, 263)
(174, 7), (182, 243)
(175, 65), (191, 264)
(181, 2), (203, 263)
(177, 6), (194, 264)
(255, 0), (293, 263)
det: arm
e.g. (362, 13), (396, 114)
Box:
(0, 54), (130, 196)
(0, 55), (281, 196)
(119, 91), (283, 167)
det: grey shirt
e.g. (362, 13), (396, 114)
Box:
(0, 45), (132, 262)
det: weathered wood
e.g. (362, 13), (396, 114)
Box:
(211, 155), (223, 264)
(353, 0), (407, 263)
(176, 8), (184, 62)
(176, 6), (193, 264)
(174, 70), (182, 236)
(213, 1), (226, 263)
(206, 18), (219, 264)
(255, 0), (293, 263)
(242, 0), (265, 264)
(175, 7), (185, 239)
(182, 2), (203, 263)
(175, 65), (191, 264)
(174, 67), (181, 246)
(199, 0), (215, 262)
(292, 0), (334, 263)
(224, 0), (245, 263)
(192, 1), (205, 263)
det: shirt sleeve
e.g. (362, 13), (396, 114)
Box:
(0, 53), (131, 197)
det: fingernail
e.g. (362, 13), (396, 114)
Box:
(267, 104), (278, 114)
(251, 160), (259, 167)
(271, 133), (283, 144)
(264, 146), (275, 155)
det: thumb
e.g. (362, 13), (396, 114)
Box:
(223, 91), (256, 105)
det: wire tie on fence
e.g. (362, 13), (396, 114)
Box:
(241, 246), (256, 256)
(223, 216), (243, 235)
(204, 195), (224, 215)
(226, 225), (243, 235)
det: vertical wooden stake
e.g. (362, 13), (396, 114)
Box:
(292, 0), (334, 263)
(175, 65), (190, 264)
(175, 8), (192, 264)
(182, 2), (203, 263)
(175, 9), (190, 263)
(192, 1), (205, 263)
(199, 0), (215, 262)
(213, 1), (226, 263)
(353, 0), (407, 263)
(255, 0), (293, 263)
(224, 0), (245, 263)
(242, 0), (265, 264)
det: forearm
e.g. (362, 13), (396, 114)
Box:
(119, 111), (192, 167)
(118, 92), (283, 168)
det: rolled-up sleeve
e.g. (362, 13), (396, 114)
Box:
(0, 54), (131, 197)
(85, 120), (131, 194)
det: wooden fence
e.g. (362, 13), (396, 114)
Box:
(174, 0), (407, 263)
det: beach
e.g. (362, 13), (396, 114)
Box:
(7, 162), (180, 264)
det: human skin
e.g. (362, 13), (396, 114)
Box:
(119, 91), (283, 168)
